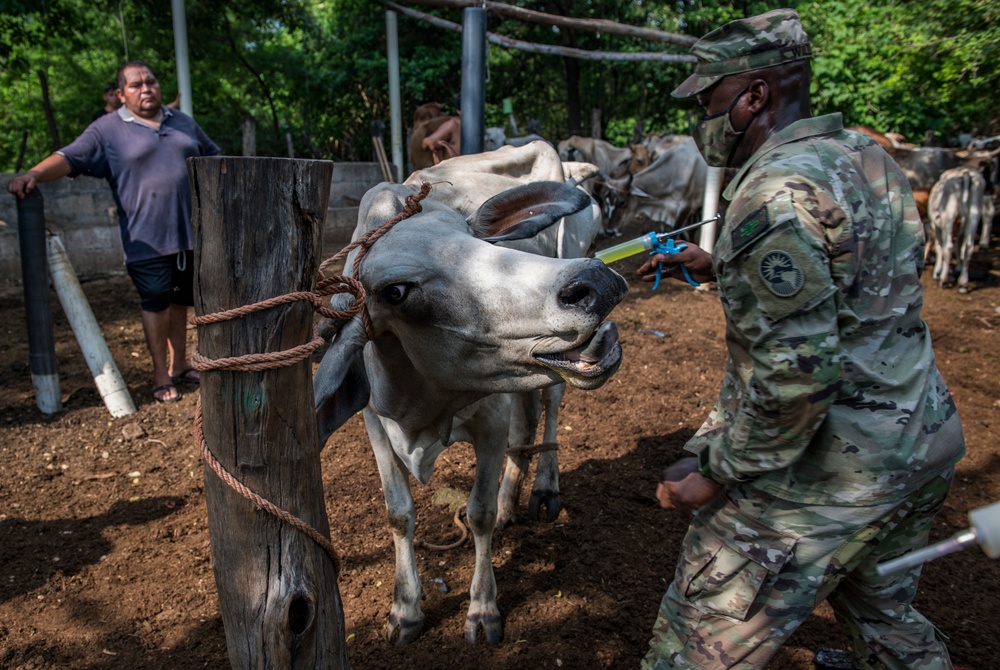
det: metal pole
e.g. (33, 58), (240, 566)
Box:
(16, 189), (61, 414)
(386, 10), (404, 180)
(460, 7), (486, 155)
(171, 0), (193, 117)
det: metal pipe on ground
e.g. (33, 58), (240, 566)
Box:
(47, 233), (136, 417)
(16, 188), (61, 413)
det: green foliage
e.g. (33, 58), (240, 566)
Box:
(803, 0), (1000, 142)
(1, 0), (996, 174)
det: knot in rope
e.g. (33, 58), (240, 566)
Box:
(316, 181), (432, 339)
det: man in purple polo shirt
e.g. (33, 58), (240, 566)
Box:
(9, 61), (220, 404)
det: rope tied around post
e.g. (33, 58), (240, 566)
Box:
(188, 181), (433, 575)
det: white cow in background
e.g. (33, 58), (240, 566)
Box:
(557, 136), (635, 234)
(313, 142), (626, 645)
(928, 165), (988, 292)
(557, 135), (633, 179)
(605, 135), (708, 237)
(485, 127), (553, 151)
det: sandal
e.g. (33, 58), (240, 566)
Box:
(153, 384), (182, 404)
(170, 368), (200, 385)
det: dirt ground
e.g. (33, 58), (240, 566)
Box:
(1, 233), (998, 670)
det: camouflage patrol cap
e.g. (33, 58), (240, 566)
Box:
(671, 8), (812, 98)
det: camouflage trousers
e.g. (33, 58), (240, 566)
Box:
(641, 472), (955, 670)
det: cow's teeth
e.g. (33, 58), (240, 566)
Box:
(534, 320), (622, 380)
(561, 321), (619, 363)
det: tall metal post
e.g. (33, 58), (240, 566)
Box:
(171, 0), (193, 117)
(385, 10), (404, 180)
(460, 7), (486, 155)
(16, 189), (61, 413)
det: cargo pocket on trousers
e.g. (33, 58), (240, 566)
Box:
(678, 499), (796, 623)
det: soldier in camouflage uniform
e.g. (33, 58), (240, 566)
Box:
(634, 9), (966, 670)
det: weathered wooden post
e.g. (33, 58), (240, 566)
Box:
(189, 156), (350, 669)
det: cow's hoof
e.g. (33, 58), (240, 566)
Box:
(528, 490), (561, 522)
(495, 508), (517, 529)
(387, 613), (424, 646)
(465, 612), (503, 646)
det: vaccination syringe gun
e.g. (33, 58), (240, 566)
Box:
(595, 215), (720, 289)
(876, 499), (1000, 576)
(594, 215), (720, 264)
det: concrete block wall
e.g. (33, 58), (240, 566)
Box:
(0, 161), (388, 285)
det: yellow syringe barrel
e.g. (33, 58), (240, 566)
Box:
(595, 233), (655, 264)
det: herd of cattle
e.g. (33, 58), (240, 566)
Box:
(408, 103), (999, 293)
(557, 125), (998, 294)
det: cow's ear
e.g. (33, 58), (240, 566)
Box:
(313, 315), (370, 449)
(470, 181), (592, 243)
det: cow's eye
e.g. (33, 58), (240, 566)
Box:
(381, 283), (411, 305)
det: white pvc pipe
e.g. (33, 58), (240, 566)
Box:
(47, 234), (137, 418)
(699, 166), (723, 254)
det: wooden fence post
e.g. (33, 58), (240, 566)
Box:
(189, 156), (350, 669)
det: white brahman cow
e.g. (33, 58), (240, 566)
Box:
(604, 135), (708, 237)
(313, 142), (626, 646)
(557, 136), (635, 235)
(928, 165), (988, 292)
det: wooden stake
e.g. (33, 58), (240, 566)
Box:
(189, 156), (350, 669)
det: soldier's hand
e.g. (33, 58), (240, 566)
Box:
(656, 457), (723, 512)
(636, 243), (715, 285)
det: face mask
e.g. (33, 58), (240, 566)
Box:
(693, 86), (754, 168)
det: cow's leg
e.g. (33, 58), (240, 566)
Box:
(497, 391), (541, 528)
(957, 208), (980, 294)
(365, 409), (424, 645)
(980, 203), (994, 248)
(930, 224), (944, 282)
(936, 212), (956, 288)
(528, 383), (565, 522)
(465, 415), (509, 645)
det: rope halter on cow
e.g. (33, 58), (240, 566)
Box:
(186, 182), (434, 574)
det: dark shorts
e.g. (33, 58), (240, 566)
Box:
(125, 251), (194, 312)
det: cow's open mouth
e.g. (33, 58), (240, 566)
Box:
(534, 321), (622, 387)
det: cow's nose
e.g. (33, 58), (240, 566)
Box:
(557, 261), (628, 316)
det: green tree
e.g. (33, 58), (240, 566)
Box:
(803, 0), (999, 142)
(2, 0), (997, 174)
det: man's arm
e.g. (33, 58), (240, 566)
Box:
(7, 154), (72, 199)
(708, 298), (841, 483)
(636, 243), (716, 284)
(699, 202), (842, 484)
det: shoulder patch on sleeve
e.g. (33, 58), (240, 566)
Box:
(758, 250), (805, 297)
(743, 221), (835, 323)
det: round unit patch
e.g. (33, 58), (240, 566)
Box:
(758, 250), (804, 297)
